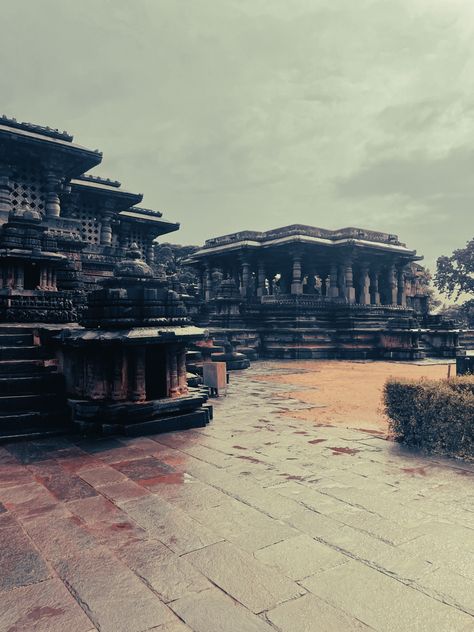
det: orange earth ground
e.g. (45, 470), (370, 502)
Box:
(254, 360), (455, 434)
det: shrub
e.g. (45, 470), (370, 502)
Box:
(384, 376), (474, 460)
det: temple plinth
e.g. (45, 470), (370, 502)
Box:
(187, 225), (459, 360)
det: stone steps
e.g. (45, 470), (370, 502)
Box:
(0, 346), (49, 361)
(0, 326), (71, 441)
(0, 333), (34, 346)
(0, 373), (64, 396)
(0, 392), (64, 413)
(0, 410), (69, 437)
(0, 359), (56, 375)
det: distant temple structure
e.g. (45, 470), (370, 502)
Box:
(188, 225), (459, 359)
(0, 115), (210, 440)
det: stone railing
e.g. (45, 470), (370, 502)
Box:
(204, 231), (263, 248)
(261, 295), (344, 307)
(261, 295), (412, 310)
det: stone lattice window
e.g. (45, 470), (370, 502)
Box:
(77, 207), (101, 244)
(11, 168), (46, 214)
(128, 230), (147, 257)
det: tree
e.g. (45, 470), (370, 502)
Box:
(437, 301), (474, 328)
(435, 238), (474, 299)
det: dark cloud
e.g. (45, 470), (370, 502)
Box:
(337, 147), (474, 199)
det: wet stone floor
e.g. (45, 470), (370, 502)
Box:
(1, 361), (474, 632)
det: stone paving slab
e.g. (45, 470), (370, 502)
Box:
(266, 592), (371, 631)
(302, 560), (474, 631)
(0, 578), (95, 632)
(170, 588), (275, 632)
(0, 360), (473, 631)
(183, 540), (305, 613)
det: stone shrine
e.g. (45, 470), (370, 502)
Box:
(0, 116), (208, 440)
(57, 245), (210, 435)
(188, 225), (459, 359)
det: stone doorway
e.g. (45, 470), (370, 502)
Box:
(145, 346), (168, 400)
(23, 262), (41, 290)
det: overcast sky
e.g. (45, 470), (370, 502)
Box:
(2, 0), (474, 270)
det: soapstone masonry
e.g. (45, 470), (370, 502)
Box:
(187, 226), (460, 359)
(0, 116), (210, 441)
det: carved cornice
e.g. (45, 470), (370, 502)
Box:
(0, 115), (73, 141)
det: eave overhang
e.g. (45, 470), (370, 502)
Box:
(189, 234), (418, 260)
(0, 123), (102, 177)
(70, 178), (143, 211)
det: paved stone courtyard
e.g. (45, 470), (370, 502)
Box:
(1, 361), (474, 631)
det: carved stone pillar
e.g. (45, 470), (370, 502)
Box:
(15, 264), (24, 290)
(48, 267), (55, 290)
(328, 263), (339, 298)
(196, 268), (203, 299)
(0, 165), (12, 214)
(146, 237), (155, 265)
(100, 208), (114, 246)
(168, 347), (179, 397)
(111, 348), (126, 401)
(204, 263), (212, 301)
(45, 171), (61, 218)
(256, 260), (266, 298)
(129, 348), (146, 402)
(240, 258), (251, 298)
(177, 348), (188, 395)
(370, 268), (380, 305)
(388, 264), (398, 305)
(405, 277), (412, 306)
(397, 267), (407, 307)
(359, 265), (370, 305)
(290, 253), (303, 295)
(344, 258), (356, 303)
(39, 267), (48, 290)
(5, 264), (14, 289)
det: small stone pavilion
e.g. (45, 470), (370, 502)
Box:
(0, 115), (209, 440)
(188, 225), (459, 359)
(57, 245), (209, 436)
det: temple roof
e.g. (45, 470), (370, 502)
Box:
(191, 224), (419, 259)
(0, 115), (73, 141)
(0, 115), (102, 176)
(70, 177), (143, 211)
(119, 207), (179, 237)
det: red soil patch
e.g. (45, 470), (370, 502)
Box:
(255, 360), (453, 432)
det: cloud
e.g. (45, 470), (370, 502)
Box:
(1, 0), (473, 271)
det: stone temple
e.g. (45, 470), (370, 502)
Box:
(0, 116), (210, 440)
(187, 225), (459, 359)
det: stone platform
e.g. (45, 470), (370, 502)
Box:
(1, 362), (473, 631)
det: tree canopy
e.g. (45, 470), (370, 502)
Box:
(435, 238), (474, 299)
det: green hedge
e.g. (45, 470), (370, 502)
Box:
(384, 376), (474, 460)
